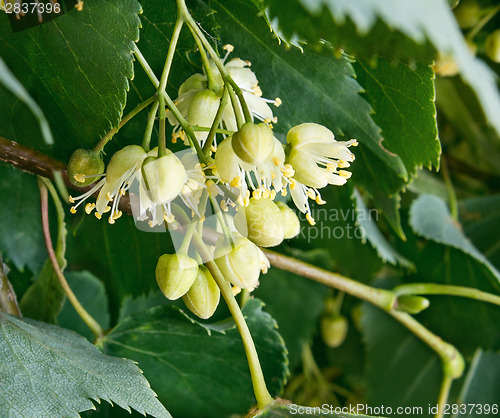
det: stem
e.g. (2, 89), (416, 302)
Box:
(263, 249), (396, 310)
(441, 158), (458, 220)
(191, 233), (273, 409)
(39, 179), (104, 339)
(134, 44), (160, 87)
(394, 283), (500, 306)
(436, 375), (453, 418)
(142, 99), (160, 151)
(191, 32), (218, 92)
(0, 255), (22, 317)
(227, 84), (245, 129)
(467, 3), (500, 41)
(94, 96), (156, 152)
(202, 87), (229, 155)
(178, 221), (198, 255)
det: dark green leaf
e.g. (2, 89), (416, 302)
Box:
(0, 312), (170, 417)
(354, 58), (441, 179)
(58, 270), (110, 341)
(0, 0), (142, 159)
(254, 267), (327, 370)
(102, 298), (288, 418)
(0, 165), (45, 273)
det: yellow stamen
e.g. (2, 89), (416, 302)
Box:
(223, 44), (234, 52)
(70, 206), (77, 214)
(95, 212), (102, 220)
(306, 213), (316, 226)
(106, 192), (113, 202)
(252, 85), (263, 97)
(230, 176), (241, 187)
(74, 173), (86, 183)
(326, 163), (336, 172)
(237, 195), (244, 206)
(102, 206), (111, 214)
(120, 188), (126, 196)
(231, 285), (242, 296)
(273, 157), (282, 166)
(148, 220), (154, 228)
(108, 217), (115, 225)
(316, 196), (326, 205)
(252, 189), (262, 199)
(306, 189), (316, 200)
(282, 164), (295, 178)
(264, 118), (272, 124)
(281, 188), (288, 197)
(244, 190), (250, 207)
(85, 203), (96, 214)
(338, 160), (350, 168)
(270, 190), (277, 200)
(289, 178), (297, 190)
(339, 170), (352, 178)
(220, 200), (229, 212)
(113, 210), (123, 220)
(271, 171), (276, 179)
(274, 97), (282, 107)
(211, 144), (217, 153)
(68, 196), (75, 204)
(262, 189), (270, 199)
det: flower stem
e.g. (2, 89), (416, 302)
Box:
(38, 178), (104, 339)
(0, 255), (22, 317)
(467, 3), (500, 41)
(394, 283), (500, 306)
(191, 31), (219, 93)
(202, 86), (229, 155)
(436, 375), (453, 418)
(142, 99), (160, 151)
(94, 95), (156, 153)
(189, 231), (273, 408)
(441, 157), (458, 221)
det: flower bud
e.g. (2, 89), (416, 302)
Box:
(178, 73), (207, 96)
(395, 295), (430, 314)
(187, 89), (221, 142)
(156, 253), (199, 300)
(234, 197), (285, 247)
(485, 29), (500, 63)
(232, 122), (275, 164)
(454, 0), (481, 29)
(214, 233), (261, 289)
(286, 123), (334, 149)
(67, 149), (105, 186)
(275, 201), (300, 239)
(321, 314), (349, 348)
(141, 152), (187, 204)
(106, 145), (146, 187)
(214, 136), (239, 183)
(182, 266), (220, 319)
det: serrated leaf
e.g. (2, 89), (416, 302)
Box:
(102, 298), (288, 418)
(0, 312), (170, 418)
(208, 0), (407, 198)
(0, 0), (142, 159)
(0, 57), (53, 145)
(354, 189), (413, 268)
(265, 0), (500, 136)
(251, 400), (384, 417)
(455, 349), (500, 414)
(253, 267), (327, 369)
(58, 271), (110, 341)
(353, 58), (441, 178)
(410, 194), (500, 285)
(361, 303), (441, 416)
(0, 164), (45, 273)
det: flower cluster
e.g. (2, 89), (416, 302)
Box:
(67, 45), (357, 318)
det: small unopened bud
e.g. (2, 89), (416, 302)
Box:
(187, 89), (221, 142)
(321, 314), (349, 348)
(485, 29), (500, 63)
(232, 122), (275, 164)
(454, 0), (481, 29)
(275, 201), (300, 239)
(67, 149), (104, 187)
(106, 145), (146, 187)
(182, 266), (220, 319)
(395, 295), (430, 314)
(155, 253), (199, 300)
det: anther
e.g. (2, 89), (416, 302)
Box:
(306, 213), (316, 226)
(85, 203), (96, 214)
(74, 173), (86, 183)
(106, 192), (113, 202)
(70, 206), (77, 214)
(68, 196), (75, 203)
(274, 97), (282, 107)
(339, 170), (352, 178)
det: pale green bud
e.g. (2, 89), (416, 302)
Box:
(486, 30), (500, 63)
(141, 153), (187, 204)
(178, 73), (207, 96)
(214, 233), (261, 289)
(67, 148), (104, 186)
(286, 123), (334, 149)
(187, 89), (221, 131)
(454, 0), (481, 29)
(275, 201), (300, 239)
(106, 145), (146, 187)
(214, 136), (239, 183)
(156, 253), (199, 300)
(396, 295), (430, 314)
(182, 266), (220, 319)
(232, 122), (275, 164)
(234, 197), (285, 247)
(321, 314), (348, 348)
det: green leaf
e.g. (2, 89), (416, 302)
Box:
(353, 58), (441, 179)
(19, 259), (66, 324)
(410, 194), (500, 285)
(265, 0), (500, 136)
(0, 165), (45, 273)
(101, 298), (288, 418)
(58, 271), (110, 341)
(209, 0), (408, 198)
(0, 312), (170, 418)
(0, 0), (142, 159)
(455, 349), (500, 413)
(253, 267), (327, 370)
(361, 303), (441, 416)
(0, 57), (53, 145)
(250, 400), (384, 417)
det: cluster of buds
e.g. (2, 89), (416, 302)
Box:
(66, 45), (357, 318)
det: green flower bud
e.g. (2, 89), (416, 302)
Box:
(187, 89), (221, 132)
(321, 314), (349, 348)
(141, 152), (187, 204)
(275, 201), (300, 239)
(395, 295), (430, 314)
(178, 73), (207, 96)
(286, 123), (334, 149)
(234, 197), (285, 247)
(214, 136), (239, 183)
(485, 29), (500, 63)
(232, 122), (275, 164)
(106, 145), (146, 187)
(454, 0), (481, 29)
(214, 233), (261, 289)
(443, 350), (465, 379)
(182, 266), (220, 319)
(67, 148), (104, 187)
(155, 253), (199, 300)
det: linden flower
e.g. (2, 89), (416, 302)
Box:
(285, 123), (358, 225)
(168, 45), (281, 145)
